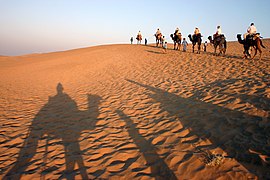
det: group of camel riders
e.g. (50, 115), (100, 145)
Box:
(136, 22), (258, 43)
(133, 23), (263, 59)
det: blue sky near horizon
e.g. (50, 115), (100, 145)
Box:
(0, 0), (269, 56)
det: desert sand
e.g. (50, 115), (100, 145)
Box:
(0, 39), (269, 179)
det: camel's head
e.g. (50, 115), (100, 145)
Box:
(170, 34), (173, 38)
(208, 36), (212, 41)
(188, 34), (192, 41)
(237, 34), (242, 39)
(236, 34), (245, 44)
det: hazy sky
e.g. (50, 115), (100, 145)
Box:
(1, 0), (269, 56)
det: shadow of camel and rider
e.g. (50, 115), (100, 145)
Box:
(4, 83), (102, 180)
(126, 79), (270, 178)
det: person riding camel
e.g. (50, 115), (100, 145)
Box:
(138, 31), (142, 37)
(156, 28), (162, 36)
(175, 27), (181, 36)
(136, 31), (142, 44)
(137, 31), (142, 40)
(194, 27), (200, 35)
(193, 27), (200, 39)
(213, 25), (222, 39)
(244, 23), (257, 40)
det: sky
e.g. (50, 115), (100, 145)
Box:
(0, 0), (269, 56)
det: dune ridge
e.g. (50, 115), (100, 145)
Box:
(0, 40), (269, 179)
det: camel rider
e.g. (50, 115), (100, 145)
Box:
(137, 31), (142, 39)
(175, 28), (181, 36)
(193, 27), (200, 39)
(213, 25), (222, 39)
(244, 23), (257, 39)
(156, 28), (161, 36)
(194, 27), (200, 35)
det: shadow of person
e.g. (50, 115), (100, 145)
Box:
(4, 83), (102, 180)
(116, 110), (177, 180)
(126, 79), (269, 178)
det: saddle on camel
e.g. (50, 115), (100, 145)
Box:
(136, 34), (142, 41)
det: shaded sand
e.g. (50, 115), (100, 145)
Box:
(0, 40), (270, 179)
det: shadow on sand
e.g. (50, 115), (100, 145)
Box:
(116, 110), (177, 179)
(126, 79), (270, 179)
(4, 83), (102, 180)
(145, 50), (164, 54)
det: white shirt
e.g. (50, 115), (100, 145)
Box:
(216, 28), (222, 35)
(248, 25), (257, 34)
(175, 28), (180, 35)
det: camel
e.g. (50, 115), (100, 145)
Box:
(188, 34), (202, 53)
(136, 34), (142, 44)
(155, 33), (163, 47)
(237, 34), (265, 60)
(208, 35), (227, 56)
(170, 33), (182, 50)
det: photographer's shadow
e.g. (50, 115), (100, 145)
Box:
(4, 83), (102, 180)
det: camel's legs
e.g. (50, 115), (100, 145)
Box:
(257, 47), (262, 60)
(252, 47), (257, 60)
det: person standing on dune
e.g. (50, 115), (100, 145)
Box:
(163, 41), (168, 53)
(182, 38), (188, 52)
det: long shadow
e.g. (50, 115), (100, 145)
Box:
(192, 78), (270, 113)
(126, 79), (270, 179)
(145, 50), (164, 54)
(4, 83), (102, 180)
(116, 110), (177, 180)
(146, 45), (176, 52)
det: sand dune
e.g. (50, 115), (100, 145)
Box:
(0, 40), (269, 179)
